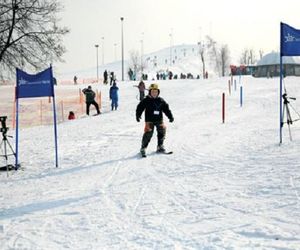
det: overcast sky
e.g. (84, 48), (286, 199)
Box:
(57, 0), (300, 75)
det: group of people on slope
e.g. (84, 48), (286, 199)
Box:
(74, 80), (174, 157)
(80, 82), (119, 116)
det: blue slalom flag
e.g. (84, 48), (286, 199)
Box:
(281, 22), (300, 56)
(16, 67), (54, 99)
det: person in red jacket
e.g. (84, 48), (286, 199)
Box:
(68, 111), (75, 120)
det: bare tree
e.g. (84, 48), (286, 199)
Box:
(128, 49), (140, 79)
(206, 36), (222, 76)
(248, 49), (256, 65)
(0, 0), (69, 79)
(240, 49), (249, 65)
(220, 44), (230, 77)
(128, 49), (147, 79)
(198, 41), (206, 77)
(259, 49), (264, 60)
(240, 48), (257, 65)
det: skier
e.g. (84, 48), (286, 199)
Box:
(136, 80), (146, 100)
(73, 75), (77, 85)
(82, 85), (100, 116)
(109, 81), (119, 110)
(110, 72), (114, 85)
(103, 70), (108, 84)
(136, 83), (174, 157)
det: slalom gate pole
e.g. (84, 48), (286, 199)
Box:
(222, 93), (225, 123)
(61, 101), (64, 122)
(228, 80), (231, 95)
(79, 88), (82, 103)
(240, 86), (243, 107)
(234, 80), (237, 91)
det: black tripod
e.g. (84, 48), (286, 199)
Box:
(281, 93), (300, 141)
(0, 116), (17, 175)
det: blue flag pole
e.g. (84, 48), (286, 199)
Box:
(50, 66), (59, 168)
(15, 97), (19, 169)
(279, 23), (284, 144)
(279, 55), (283, 144)
(52, 95), (59, 168)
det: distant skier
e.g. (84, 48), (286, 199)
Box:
(73, 75), (78, 85)
(103, 70), (108, 84)
(136, 80), (146, 100)
(109, 81), (119, 110)
(136, 83), (174, 157)
(82, 85), (100, 115)
(110, 71), (114, 85)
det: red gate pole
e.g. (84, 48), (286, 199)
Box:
(222, 93), (225, 123)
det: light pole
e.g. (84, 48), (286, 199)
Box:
(140, 32), (144, 75)
(140, 39), (144, 74)
(95, 44), (99, 82)
(120, 17), (124, 81)
(101, 36), (104, 65)
(169, 33), (172, 66)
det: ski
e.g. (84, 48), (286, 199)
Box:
(158, 151), (173, 155)
(139, 151), (173, 158)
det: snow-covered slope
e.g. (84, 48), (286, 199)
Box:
(1, 76), (300, 249)
(55, 44), (215, 83)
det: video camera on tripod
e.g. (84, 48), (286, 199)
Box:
(281, 92), (300, 141)
(0, 115), (19, 173)
(0, 116), (9, 136)
(282, 93), (296, 104)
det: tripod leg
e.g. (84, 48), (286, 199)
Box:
(6, 139), (16, 157)
(3, 140), (9, 177)
(286, 104), (293, 141)
(282, 103), (286, 128)
(5, 138), (18, 170)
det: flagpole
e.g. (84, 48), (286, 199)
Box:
(52, 95), (58, 168)
(50, 66), (59, 167)
(279, 23), (283, 144)
(15, 97), (19, 169)
(279, 55), (283, 144)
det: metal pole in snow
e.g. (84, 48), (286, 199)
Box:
(222, 93), (225, 123)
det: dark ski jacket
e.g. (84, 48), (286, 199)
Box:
(136, 95), (173, 123)
(82, 88), (96, 103)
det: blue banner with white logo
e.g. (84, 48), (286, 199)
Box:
(281, 22), (300, 56)
(16, 67), (54, 99)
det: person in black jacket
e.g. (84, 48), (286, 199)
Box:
(136, 83), (174, 156)
(82, 85), (100, 115)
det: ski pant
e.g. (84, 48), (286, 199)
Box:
(139, 91), (145, 101)
(111, 98), (118, 110)
(141, 122), (166, 148)
(86, 101), (100, 115)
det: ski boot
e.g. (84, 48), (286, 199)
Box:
(140, 147), (146, 157)
(157, 145), (166, 153)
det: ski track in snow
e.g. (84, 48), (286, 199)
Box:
(1, 77), (300, 249)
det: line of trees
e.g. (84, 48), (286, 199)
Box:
(0, 0), (69, 80)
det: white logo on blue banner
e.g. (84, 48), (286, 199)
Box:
(16, 67), (54, 99)
(281, 22), (300, 56)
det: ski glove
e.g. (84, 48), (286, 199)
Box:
(169, 117), (174, 123)
(136, 116), (141, 122)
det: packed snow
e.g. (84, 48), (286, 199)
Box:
(0, 75), (300, 249)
